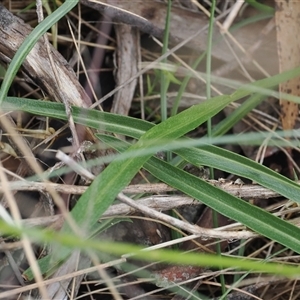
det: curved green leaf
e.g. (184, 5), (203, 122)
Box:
(0, 0), (78, 105)
(5, 97), (300, 204)
(175, 145), (300, 203)
(0, 221), (295, 281)
(24, 93), (233, 277)
(99, 134), (300, 255)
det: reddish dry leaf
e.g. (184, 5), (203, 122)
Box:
(275, 1), (300, 131)
(154, 265), (203, 285)
(154, 208), (231, 285)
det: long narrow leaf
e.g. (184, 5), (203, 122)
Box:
(0, 0), (78, 104)
(4, 58), (300, 136)
(25, 93), (233, 277)
(0, 221), (293, 281)
(98, 134), (300, 255)
(64, 94), (232, 233)
(5, 97), (300, 204)
(212, 93), (266, 137)
(175, 145), (300, 202)
(3, 97), (152, 138)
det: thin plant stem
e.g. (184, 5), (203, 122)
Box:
(206, 0), (227, 297)
(160, 0), (172, 163)
(160, 0), (172, 125)
(171, 52), (206, 116)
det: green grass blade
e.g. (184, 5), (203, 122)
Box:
(175, 145), (300, 203)
(0, 221), (293, 281)
(212, 93), (266, 137)
(160, 0), (172, 123)
(4, 62), (300, 131)
(4, 97), (152, 138)
(0, 0), (78, 105)
(64, 94), (232, 233)
(5, 97), (300, 205)
(24, 92), (234, 277)
(3, 97), (299, 148)
(245, 0), (274, 14)
(98, 134), (300, 254)
(5, 96), (300, 205)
